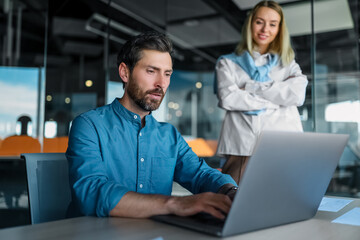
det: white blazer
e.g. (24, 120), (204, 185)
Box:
(216, 51), (308, 156)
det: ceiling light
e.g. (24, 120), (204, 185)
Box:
(85, 80), (93, 87)
(173, 103), (180, 110)
(85, 14), (127, 44)
(168, 101), (175, 109)
(184, 20), (199, 27)
(175, 110), (182, 117)
(195, 82), (202, 89)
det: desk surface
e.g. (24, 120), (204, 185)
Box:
(1, 197), (359, 240)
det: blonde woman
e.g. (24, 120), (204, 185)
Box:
(215, 1), (308, 184)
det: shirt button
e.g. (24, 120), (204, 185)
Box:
(139, 184), (143, 188)
(134, 115), (137, 119)
(140, 158), (144, 162)
(139, 132), (142, 136)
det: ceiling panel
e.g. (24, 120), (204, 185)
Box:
(111, 0), (167, 26)
(53, 17), (97, 38)
(168, 17), (241, 48)
(284, 0), (354, 36)
(62, 41), (103, 56)
(166, 0), (216, 22)
(232, 0), (300, 10)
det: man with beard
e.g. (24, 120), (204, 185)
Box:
(66, 31), (238, 220)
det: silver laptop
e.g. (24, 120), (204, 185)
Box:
(152, 131), (349, 237)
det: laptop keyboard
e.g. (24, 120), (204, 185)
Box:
(151, 212), (225, 236)
(189, 212), (226, 227)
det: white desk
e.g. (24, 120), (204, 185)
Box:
(0, 197), (359, 240)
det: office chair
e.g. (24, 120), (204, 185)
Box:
(43, 137), (69, 153)
(186, 138), (216, 157)
(0, 135), (41, 156)
(22, 153), (72, 224)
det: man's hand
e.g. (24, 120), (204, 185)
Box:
(166, 192), (232, 220)
(109, 191), (231, 219)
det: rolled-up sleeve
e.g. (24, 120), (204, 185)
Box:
(66, 116), (127, 217)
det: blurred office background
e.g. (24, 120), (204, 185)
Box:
(0, 0), (359, 228)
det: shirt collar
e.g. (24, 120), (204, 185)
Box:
(253, 50), (270, 59)
(111, 98), (154, 125)
(112, 98), (141, 123)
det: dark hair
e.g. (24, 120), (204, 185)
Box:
(117, 31), (173, 82)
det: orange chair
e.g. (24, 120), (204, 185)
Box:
(43, 136), (69, 153)
(205, 140), (218, 153)
(186, 138), (217, 157)
(0, 135), (41, 156)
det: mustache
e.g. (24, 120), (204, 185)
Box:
(146, 88), (164, 96)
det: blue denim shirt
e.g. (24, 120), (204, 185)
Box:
(66, 99), (236, 217)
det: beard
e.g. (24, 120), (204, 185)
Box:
(126, 77), (165, 111)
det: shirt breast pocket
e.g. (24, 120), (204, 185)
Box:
(150, 157), (176, 195)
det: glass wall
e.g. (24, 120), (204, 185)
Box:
(0, 0), (47, 144)
(0, 0), (48, 227)
(312, 0), (360, 196)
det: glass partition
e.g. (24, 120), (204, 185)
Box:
(0, 0), (48, 227)
(312, 0), (360, 197)
(0, 67), (43, 139)
(0, 0), (47, 155)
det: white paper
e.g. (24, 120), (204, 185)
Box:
(318, 197), (353, 212)
(332, 208), (360, 226)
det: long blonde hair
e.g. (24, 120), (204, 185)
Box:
(235, 1), (294, 65)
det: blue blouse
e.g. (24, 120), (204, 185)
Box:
(66, 99), (236, 217)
